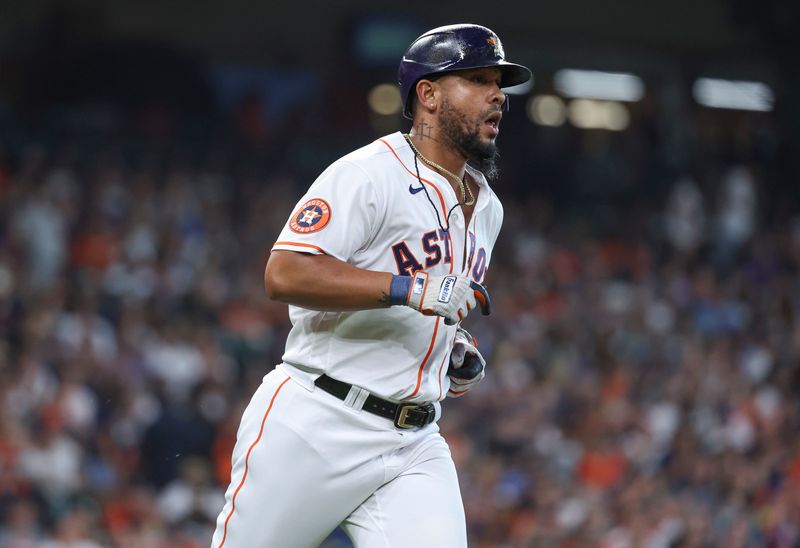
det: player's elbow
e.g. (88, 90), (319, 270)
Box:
(264, 253), (290, 302)
(263, 251), (298, 302)
(263, 270), (290, 303)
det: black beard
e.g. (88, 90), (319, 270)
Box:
(439, 99), (501, 181)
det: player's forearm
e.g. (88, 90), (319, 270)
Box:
(264, 250), (393, 311)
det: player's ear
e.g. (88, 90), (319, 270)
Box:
(415, 79), (438, 116)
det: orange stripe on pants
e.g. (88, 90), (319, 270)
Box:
(218, 376), (291, 547)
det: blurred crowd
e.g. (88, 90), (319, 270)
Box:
(1, 88), (800, 548)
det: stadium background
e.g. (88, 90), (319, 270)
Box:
(1, 1), (800, 546)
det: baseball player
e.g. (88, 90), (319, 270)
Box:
(212, 24), (531, 548)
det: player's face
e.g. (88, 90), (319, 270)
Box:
(436, 67), (505, 178)
(436, 67), (505, 139)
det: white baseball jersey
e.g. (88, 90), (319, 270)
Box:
(272, 131), (503, 403)
(213, 131), (503, 548)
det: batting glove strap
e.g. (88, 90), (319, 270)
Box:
(388, 274), (413, 305)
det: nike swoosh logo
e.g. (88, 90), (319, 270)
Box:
(409, 184), (424, 195)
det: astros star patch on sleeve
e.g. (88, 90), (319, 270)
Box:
(289, 198), (332, 234)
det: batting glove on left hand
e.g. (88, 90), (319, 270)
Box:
(446, 327), (486, 398)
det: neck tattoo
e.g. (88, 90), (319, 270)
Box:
(403, 134), (475, 206)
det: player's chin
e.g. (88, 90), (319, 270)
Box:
(478, 130), (499, 148)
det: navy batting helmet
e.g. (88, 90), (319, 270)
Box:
(398, 24), (532, 119)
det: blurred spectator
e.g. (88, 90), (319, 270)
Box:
(39, 507), (102, 548)
(10, 182), (69, 292)
(664, 176), (705, 254)
(0, 498), (43, 547)
(713, 165), (758, 271)
(157, 456), (223, 529)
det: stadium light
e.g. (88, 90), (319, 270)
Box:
(527, 95), (566, 126)
(368, 84), (402, 115)
(554, 69), (644, 102)
(692, 78), (774, 112)
(568, 99), (629, 131)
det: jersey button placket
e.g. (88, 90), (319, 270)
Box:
(447, 211), (464, 274)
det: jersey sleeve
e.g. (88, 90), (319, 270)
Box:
(272, 160), (383, 262)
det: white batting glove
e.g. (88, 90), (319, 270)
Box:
(446, 327), (486, 398)
(391, 272), (491, 325)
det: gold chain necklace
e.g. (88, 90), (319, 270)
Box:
(404, 134), (475, 206)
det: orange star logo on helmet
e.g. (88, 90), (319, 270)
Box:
(289, 198), (332, 233)
(486, 36), (502, 56)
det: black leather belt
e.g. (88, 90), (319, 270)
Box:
(314, 374), (436, 429)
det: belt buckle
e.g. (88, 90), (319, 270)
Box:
(394, 403), (419, 429)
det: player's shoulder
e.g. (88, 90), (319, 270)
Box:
(310, 133), (405, 200)
(335, 132), (406, 173)
(317, 132), (406, 194)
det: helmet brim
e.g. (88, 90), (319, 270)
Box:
(497, 62), (533, 89)
(418, 62), (532, 89)
(402, 62), (532, 118)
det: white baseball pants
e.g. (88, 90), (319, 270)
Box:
(211, 368), (467, 548)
